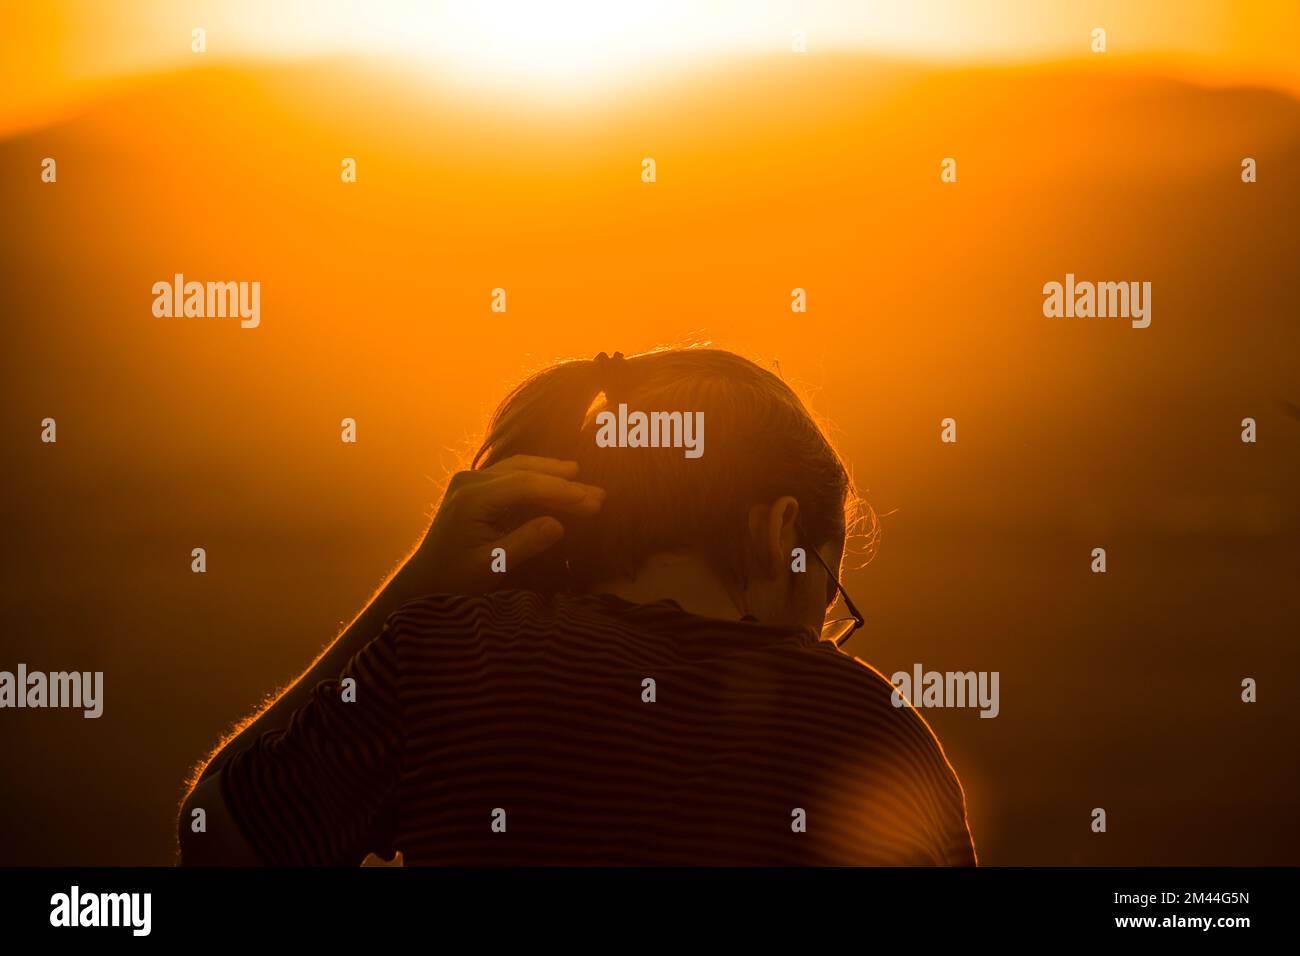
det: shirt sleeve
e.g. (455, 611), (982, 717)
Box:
(812, 658), (979, 866)
(879, 705), (979, 866)
(220, 617), (404, 866)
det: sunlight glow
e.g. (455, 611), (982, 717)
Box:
(259, 0), (780, 90)
(3, 0), (1298, 135)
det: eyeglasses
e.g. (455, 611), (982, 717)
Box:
(804, 539), (865, 647)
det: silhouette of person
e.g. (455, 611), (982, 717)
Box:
(180, 348), (976, 866)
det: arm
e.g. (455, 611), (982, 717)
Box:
(189, 551), (432, 787)
(182, 616), (405, 866)
(178, 455), (604, 864)
(179, 773), (260, 865)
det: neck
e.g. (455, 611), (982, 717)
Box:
(587, 551), (747, 622)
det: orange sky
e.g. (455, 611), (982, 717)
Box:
(2, 0), (1298, 869)
(4, 0), (1299, 138)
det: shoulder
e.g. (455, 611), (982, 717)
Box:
(795, 642), (921, 724)
(387, 590), (554, 630)
(801, 644), (977, 860)
(819, 645), (964, 777)
(382, 590), (582, 658)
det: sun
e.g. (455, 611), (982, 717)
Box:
(304, 0), (715, 91)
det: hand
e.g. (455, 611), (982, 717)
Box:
(406, 455), (605, 595)
(189, 456), (604, 790)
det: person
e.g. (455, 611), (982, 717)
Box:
(179, 347), (977, 866)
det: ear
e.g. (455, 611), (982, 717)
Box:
(748, 496), (801, 579)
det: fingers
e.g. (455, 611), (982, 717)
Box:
(445, 458), (579, 500)
(488, 515), (566, 569)
(485, 455), (580, 478)
(474, 470), (605, 515)
(427, 457), (601, 594)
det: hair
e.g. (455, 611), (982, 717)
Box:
(472, 346), (861, 594)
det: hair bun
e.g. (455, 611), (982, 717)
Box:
(593, 351), (626, 395)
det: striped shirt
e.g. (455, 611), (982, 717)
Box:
(221, 590), (977, 866)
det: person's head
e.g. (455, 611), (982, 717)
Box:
(473, 347), (861, 635)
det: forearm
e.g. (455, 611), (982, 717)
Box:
(194, 549), (432, 784)
(179, 772), (261, 865)
(178, 456), (603, 864)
